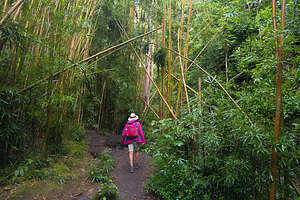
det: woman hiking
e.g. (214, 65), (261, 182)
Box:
(122, 113), (145, 173)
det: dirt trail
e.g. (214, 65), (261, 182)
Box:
(0, 130), (154, 200)
(111, 149), (153, 200)
(87, 130), (154, 200)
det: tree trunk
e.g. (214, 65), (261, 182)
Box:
(143, 0), (154, 110)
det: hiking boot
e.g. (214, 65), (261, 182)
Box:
(134, 163), (139, 169)
(130, 167), (134, 173)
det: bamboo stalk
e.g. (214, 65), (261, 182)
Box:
(178, 0), (186, 51)
(116, 22), (177, 120)
(270, 0), (286, 199)
(23, 2), (43, 88)
(189, 20), (213, 45)
(18, 28), (161, 94)
(187, 25), (224, 71)
(153, 44), (253, 125)
(13, 0), (24, 20)
(0, 0), (25, 28)
(183, 0), (193, 74)
(135, 48), (178, 120)
(143, 90), (158, 113)
(162, 0), (166, 47)
(98, 80), (106, 130)
(178, 42), (190, 112)
(176, 0), (186, 111)
(142, 97), (160, 119)
(270, 0), (278, 198)
(169, 73), (199, 96)
(167, 0), (173, 114)
(2, 0), (9, 18)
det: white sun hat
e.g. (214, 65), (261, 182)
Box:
(128, 113), (139, 121)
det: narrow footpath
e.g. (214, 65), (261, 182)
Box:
(87, 130), (154, 200)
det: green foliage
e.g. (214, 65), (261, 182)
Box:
(154, 48), (167, 68)
(64, 141), (87, 158)
(87, 150), (115, 183)
(69, 124), (87, 142)
(87, 150), (119, 200)
(0, 19), (27, 48)
(0, 90), (27, 166)
(146, 92), (298, 199)
(44, 161), (75, 184)
(95, 180), (120, 200)
(4, 154), (54, 185)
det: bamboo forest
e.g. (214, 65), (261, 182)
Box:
(0, 0), (299, 199)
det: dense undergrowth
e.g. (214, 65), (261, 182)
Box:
(145, 94), (299, 200)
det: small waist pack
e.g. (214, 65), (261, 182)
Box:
(125, 122), (138, 139)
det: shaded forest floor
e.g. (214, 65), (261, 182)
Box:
(0, 130), (154, 200)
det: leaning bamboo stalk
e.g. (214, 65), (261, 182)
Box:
(142, 97), (160, 119)
(176, 21), (183, 112)
(18, 28), (162, 94)
(115, 22), (177, 119)
(116, 22), (177, 119)
(26, 44), (128, 96)
(185, 53), (253, 125)
(13, 0), (24, 20)
(143, 89), (158, 114)
(187, 25), (224, 71)
(175, 0), (192, 112)
(178, 40), (190, 112)
(155, 44), (253, 125)
(189, 20), (213, 45)
(131, 44), (177, 120)
(169, 73), (199, 96)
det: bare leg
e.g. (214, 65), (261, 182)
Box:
(135, 151), (139, 164)
(129, 152), (134, 168)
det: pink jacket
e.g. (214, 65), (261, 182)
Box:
(122, 119), (145, 145)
